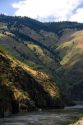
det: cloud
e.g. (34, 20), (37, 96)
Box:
(12, 0), (83, 22)
(70, 8), (83, 23)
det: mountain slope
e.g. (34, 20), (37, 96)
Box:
(0, 47), (64, 117)
(54, 30), (83, 100)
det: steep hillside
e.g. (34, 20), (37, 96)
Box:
(0, 47), (64, 117)
(54, 30), (83, 100)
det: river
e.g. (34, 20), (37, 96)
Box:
(0, 105), (83, 125)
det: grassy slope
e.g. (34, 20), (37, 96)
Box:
(54, 30), (83, 99)
(0, 27), (59, 77)
(0, 46), (64, 117)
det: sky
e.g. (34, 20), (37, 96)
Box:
(0, 0), (83, 22)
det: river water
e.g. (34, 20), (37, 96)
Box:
(0, 105), (83, 125)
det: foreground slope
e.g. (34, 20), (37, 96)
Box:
(70, 117), (83, 125)
(0, 47), (64, 117)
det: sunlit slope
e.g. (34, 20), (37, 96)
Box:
(0, 47), (64, 117)
(0, 30), (59, 73)
(56, 30), (83, 100)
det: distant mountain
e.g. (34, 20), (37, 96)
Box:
(0, 15), (83, 116)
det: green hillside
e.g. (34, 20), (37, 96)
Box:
(54, 30), (83, 100)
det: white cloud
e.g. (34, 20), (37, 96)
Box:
(70, 8), (83, 23)
(12, 0), (83, 22)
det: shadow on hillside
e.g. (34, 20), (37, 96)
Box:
(0, 53), (63, 117)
